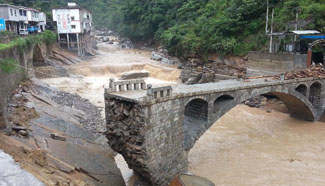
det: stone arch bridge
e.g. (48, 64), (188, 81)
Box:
(105, 77), (325, 186)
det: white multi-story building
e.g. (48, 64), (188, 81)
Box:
(18, 6), (28, 34)
(38, 12), (46, 31)
(0, 4), (46, 34)
(52, 2), (93, 56)
(0, 4), (20, 33)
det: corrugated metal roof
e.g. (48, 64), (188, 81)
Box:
(292, 30), (320, 35)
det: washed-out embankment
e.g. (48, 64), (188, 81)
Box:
(0, 40), (52, 130)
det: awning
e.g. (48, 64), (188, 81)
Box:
(292, 30), (320, 35)
(300, 35), (325, 39)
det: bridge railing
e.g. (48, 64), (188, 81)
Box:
(146, 84), (173, 99)
(106, 78), (146, 93)
(105, 79), (173, 100)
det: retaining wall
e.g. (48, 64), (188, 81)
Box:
(247, 52), (307, 72)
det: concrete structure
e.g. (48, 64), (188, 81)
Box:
(247, 51), (307, 73)
(18, 6), (28, 34)
(0, 4), (46, 34)
(105, 77), (325, 185)
(27, 8), (46, 32)
(0, 4), (20, 33)
(52, 3), (93, 56)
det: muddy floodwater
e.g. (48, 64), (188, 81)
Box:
(40, 42), (325, 186)
(190, 105), (325, 186)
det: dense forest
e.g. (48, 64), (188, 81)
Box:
(1, 0), (325, 59)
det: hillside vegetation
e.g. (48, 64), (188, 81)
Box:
(2, 0), (325, 59)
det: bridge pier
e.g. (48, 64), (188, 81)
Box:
(105, 95), (188, 186)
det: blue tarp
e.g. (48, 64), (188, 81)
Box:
(300, 35), (325, 39)
(0, 19), (5, 31)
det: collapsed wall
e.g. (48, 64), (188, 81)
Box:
(0, 42), (51, 129)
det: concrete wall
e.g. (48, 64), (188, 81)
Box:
(247, 52), (307, 72)
(0, 6), (9, 20)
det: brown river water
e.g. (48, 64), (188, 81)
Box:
(40, 42), (325, 186)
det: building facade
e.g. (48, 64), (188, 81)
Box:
(0, 4), (46, 35)
(52, 3), (93, 56)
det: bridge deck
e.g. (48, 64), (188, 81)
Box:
(106, 77), (316, 102)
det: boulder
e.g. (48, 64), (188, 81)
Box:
(102, 37), (109, 42)
(119, 71), (150, 80)
(151, 51), (164, 61)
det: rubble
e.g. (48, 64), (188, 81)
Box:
(180, 58), (247, 85)
(50, 133), (66, 141)
(274, 64), (325, 80)
(151, 51), (181, 65)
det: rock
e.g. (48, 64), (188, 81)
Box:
(170, 174), (215, 186)
(185, 77), (199, 85)
(18, 130), (28, 137)
(12, 125), (27, 132)
(189, 58), (203, 67)
(102, 37), (109, 42)
(184, 73), (203, 85)
(119, 71), (150, 80)
(244, 96), (264, 108)
(161, 57), (181, 65)
(50, 133), (66, 141)
(161, 58), (170, 64)
(151, 51), (164, 61)
(198, 73), (215, 84)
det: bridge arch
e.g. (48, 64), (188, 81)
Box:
(185, 89), (317, 152)
(213, 95), (235, 113)
(295, 84), (307, 96)
(184, 98), (208, 151)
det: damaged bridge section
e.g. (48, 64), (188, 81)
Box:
(105, 78), (325, 186)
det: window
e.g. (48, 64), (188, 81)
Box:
(71, 25), (76, 29)
(71, 16), (75, 21)
(14, 10), (17, 16)
(10, 9), (13, 16)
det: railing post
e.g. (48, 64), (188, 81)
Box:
(109, 78), (116, 92)
(141, 82), (146, 90)
(147, 84), (153, 99)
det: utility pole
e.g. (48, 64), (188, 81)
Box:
(266, 0), (269, 34)
(269, 7), (274, 53)
(294, 7), (300, 42)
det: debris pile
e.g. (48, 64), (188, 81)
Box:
(274, 65), (325, 80)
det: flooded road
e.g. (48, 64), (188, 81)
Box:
(40, 42), (325, 186)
